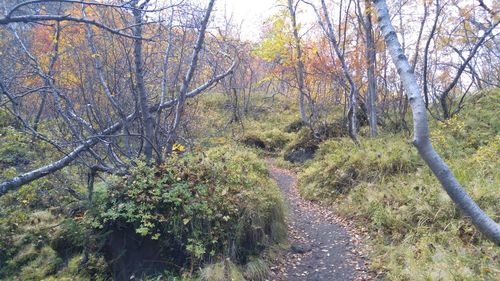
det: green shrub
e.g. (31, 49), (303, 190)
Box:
(282, 119), (349, 163)
(87, 145), (286, 277)
(0, 127), (34, 168)
(0, 109), (19, 128)
(0, 129), (286, 280)
(241, 129), (292, 152)
(283, 119), (306, 133)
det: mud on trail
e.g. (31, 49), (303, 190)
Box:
(266, 160), (375, 281)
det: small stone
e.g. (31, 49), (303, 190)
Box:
(291, 244), (312, 254)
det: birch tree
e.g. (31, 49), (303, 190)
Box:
(305, 0), (360, 143)
(373, 0), (500, 245)
(363, 0), (377, 137)
(287, 0), (312, 124)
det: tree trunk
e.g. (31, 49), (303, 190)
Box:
(364, 0), (377, 137)
(422, 0), (440, 109)
(313, 0), (359, 142)
(373, 0), (500, 245)
(169, 0), (216, 148)
(287, 0), (310, 124)
(133, 4), (155, 163)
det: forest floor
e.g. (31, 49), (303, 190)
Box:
(266, 159), (375, 281)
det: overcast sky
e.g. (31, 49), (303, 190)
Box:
(214, 0), (280, 40)
(212, 0), (496, 41)
(213, 0), (319, 41)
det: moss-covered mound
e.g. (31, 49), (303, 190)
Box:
(240, 128), (292, 152)
(283, 119), (348, 163)
(299, 136), (418, 199)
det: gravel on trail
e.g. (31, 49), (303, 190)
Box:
(266, 160), (375, 281)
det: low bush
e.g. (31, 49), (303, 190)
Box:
(0, 142), (286, 280)
(86, 145), (286, 279)
(282, 119), (348, 163)
(299, 136), (419, 200)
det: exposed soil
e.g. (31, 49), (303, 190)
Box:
(266, 159), (375, 281)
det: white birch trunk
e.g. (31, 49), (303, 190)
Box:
(373, 0), (500, 245)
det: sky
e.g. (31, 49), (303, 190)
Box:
(212, 0), (496, 41)
(214, 0), (319, 41)
(214, 0), (281, 40)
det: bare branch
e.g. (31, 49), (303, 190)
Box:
(0, 61), (235, 196)
(0, 14), (144, 40)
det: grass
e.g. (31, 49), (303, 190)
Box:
(294, 90), (500, 280)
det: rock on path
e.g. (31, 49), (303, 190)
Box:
(266, 160), (373, 281)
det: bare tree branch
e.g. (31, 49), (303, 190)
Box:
(0, 61), (235, 196)
(0, 14), (144, 39)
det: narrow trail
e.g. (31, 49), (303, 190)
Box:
(266, 159), (373, 281)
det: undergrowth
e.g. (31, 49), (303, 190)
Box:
(0, 140), (286, 280)
(296, 90), (500, 280)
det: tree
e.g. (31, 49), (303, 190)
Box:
(287, 0), (314, 124)
(362, 0), (378, 137)
(373, 0), (500, 245)
(253, 2), (316, 125)
(0, 0), (236, 195)
(305, 0), (360, 143)
(132, 0), (155, 163)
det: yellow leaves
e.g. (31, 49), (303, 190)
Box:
(365, 5), (376, 15)
(253, 10), (294, 64)
(60, 70), (80, 86)
(438, 36), (451, 48)
(173, 143), (185, 153)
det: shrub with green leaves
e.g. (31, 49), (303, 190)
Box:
(88, 145), (286, 277)
(0, 133), (286, 280)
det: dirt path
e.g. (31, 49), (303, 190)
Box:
(266, 160), (373, 281)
